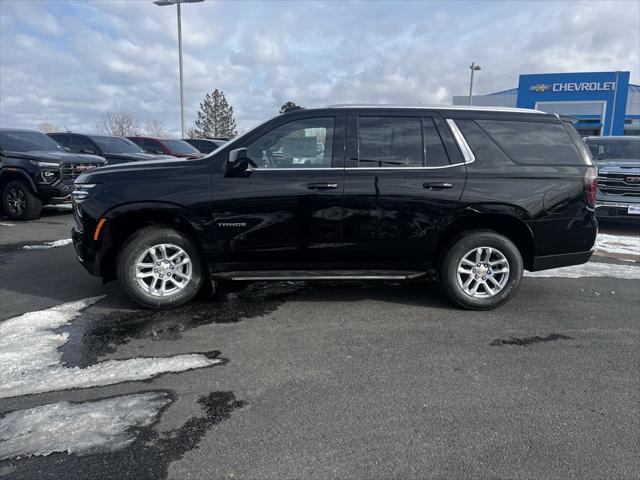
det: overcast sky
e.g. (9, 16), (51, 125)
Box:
(0, 0), (638, 136)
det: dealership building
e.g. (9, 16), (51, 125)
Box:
(453, 71), (639, 137)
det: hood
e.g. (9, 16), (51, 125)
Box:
(103, 152), (176, 162)
(5, 150), (106, 164)
(595, 158), (640, 171)
(75, 156), (193, 184)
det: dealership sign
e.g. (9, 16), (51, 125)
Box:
(529, 82), (616, 93)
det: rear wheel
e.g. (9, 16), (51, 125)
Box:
(2, 180), (42, 220)
(439, 230), (523, 310)
(117, 227), (204, 308)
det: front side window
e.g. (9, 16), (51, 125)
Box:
(358, 116), (422, 167)
(247, 117), (334, 168)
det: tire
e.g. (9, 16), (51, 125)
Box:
(439, 230), (523, 310)
(2, 180), (42, 220)
(117, 226), (205, 308)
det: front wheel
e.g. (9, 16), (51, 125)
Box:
(439, 231), (523, 310)
(117, 227), (205, 308)
(2, 180), (42, 220)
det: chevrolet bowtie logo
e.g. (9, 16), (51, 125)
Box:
(529, 83), (551, 92)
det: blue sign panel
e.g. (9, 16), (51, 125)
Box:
(516, 71), (630, 135)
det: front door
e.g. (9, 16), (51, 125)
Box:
(210, 114), (346, 270)
(341, 112), (467, 270)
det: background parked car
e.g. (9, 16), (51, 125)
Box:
(584, 135), (640, 221)
(0, 128), (106, 220)
(183, 138), (228, 154)
(127, 136), (204, 159)
(48, 133), (176, 165)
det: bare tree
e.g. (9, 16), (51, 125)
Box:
(144, 118), (167, 137)
(96, 109), (140, 136)
(38, 122), (61, 133)
(185, 127), (199, 139)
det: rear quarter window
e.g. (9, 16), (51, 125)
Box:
(476, 119), (585, 165)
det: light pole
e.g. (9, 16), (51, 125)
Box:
(153, 0), (204, 139)
(468, 62), (481, 106)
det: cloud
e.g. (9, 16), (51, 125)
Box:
(0, 0), (638, 136)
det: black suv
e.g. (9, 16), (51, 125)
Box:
(0, 128), (106, 220)
(48, 133), (175, 165)
(72, 106), (597, 310)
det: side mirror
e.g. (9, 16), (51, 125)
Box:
(154, 149), (164, 154)
(64, 147), (71, 152)
(225, 148), (253, 177)
(80, 148), (96, 154)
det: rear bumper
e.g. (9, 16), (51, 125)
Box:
(530, 250), (593, 271)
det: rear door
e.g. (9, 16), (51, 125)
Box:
(341, 111), (467, 269)
(210, 113), (346, 269)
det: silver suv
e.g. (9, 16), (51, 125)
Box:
(584, 136), (640, 220)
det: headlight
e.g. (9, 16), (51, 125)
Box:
(36, 169), (59, 184)
(30, 160), (60, 168)
(72, 183), (97, 201)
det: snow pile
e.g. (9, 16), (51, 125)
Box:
(0, 297), (222, 399)
(595, 234), (639, 257)
(0, 392), (171, 460)
(23, 238), (73, 250)
(525, 261), (640, 279)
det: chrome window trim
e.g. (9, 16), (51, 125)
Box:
(446, 119), (475, 164)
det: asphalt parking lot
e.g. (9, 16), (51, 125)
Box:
(0, 209), (639, 480)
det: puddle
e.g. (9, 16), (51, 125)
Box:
(1, 391), (245, 480)
(59, 281), (308, 368)
(490, 333), (573, 346)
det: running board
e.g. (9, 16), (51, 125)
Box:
(211, 270), (427, 281)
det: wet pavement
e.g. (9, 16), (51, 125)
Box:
(0, 214), (639, 479)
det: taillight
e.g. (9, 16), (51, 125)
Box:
(584, 166), (597, 209)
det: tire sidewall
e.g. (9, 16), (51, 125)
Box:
(117, 227), (204, 308)
(440, 231), (523, 310)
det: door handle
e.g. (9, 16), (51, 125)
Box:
(423, 182), (453, 190)
(307, 182), (339, 190)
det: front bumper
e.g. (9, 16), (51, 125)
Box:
(595, 201), (640, 219)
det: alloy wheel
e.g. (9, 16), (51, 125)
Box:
(456, 246), (510, 298)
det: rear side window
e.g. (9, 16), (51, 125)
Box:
(358, 116), (422, 167)
(423, 117), (450, 167)
(476, 120), (584, 165)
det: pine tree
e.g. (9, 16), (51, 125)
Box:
(279, 101), (301, 114)
(194, 89), (237, 138)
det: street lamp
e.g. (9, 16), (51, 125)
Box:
(153, 0), (204, 138)
(468, 62), (481, 106)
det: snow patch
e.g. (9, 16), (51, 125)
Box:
(525, 261), (640, 280)
(0, 392), (171, 460)
(0, 297), (222, 399)
(595, 234), (639, 257)
(23, 238), (73, 250)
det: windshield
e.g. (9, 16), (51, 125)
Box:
(587, 139), (640, 160)
(90, 136), (144, 154)
(162, 139), (200, 154)
(0, 131), (65, 153)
